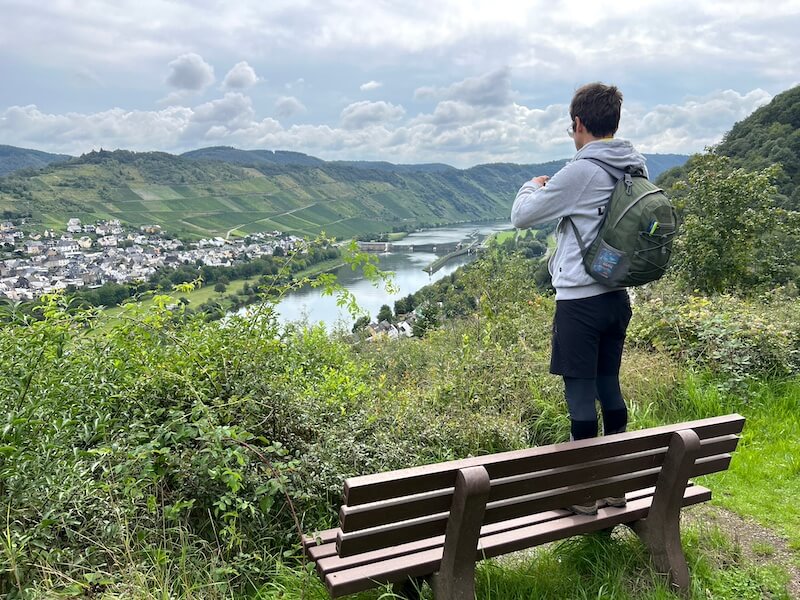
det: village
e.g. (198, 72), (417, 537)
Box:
(0, 217), (303, 301)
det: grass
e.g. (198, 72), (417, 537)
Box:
(250, 526), (791, 599)
(488, 230), (518, 244)
(244, 371), (800, 599)
(5, 248), (797, 598)
(685, 378), (800, 550)
(104, 276), (259, 318)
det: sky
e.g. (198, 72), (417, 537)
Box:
(0, 0), (798, 167)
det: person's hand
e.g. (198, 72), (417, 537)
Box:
(531, 175), (550, 186)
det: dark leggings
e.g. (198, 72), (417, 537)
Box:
(565, 375), (628, 440)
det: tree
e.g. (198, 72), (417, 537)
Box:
(412, 303), (440, 338)
(214, 282), (228, 293)
(352, 315), (370, 333)
(670, 153), (796, 293)
(377, 304), (393, 323)
(394, 294), (415, 316)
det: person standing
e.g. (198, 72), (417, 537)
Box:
(511, 83), (647, 513)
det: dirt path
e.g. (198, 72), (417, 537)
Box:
(684, 504), (800, 598)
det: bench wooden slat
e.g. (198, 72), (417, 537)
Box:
(302, 527), (338, 550)
(339, 435), (739, 532)
(336, 454), (729, 557)
(343, 415), (744, 506)
(325, 485), (711, 597)
(478, 486), (711, 560)
(313, 485), (677, 574)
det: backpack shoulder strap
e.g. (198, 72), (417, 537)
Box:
(582, 156), (647, 181)
(582, 157), (626, 181)
(565, 216), (588, 256)
(581, 157), (646, 195)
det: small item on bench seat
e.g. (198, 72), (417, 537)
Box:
(568, 500), (599, 516)
(602, 495), (627, 508)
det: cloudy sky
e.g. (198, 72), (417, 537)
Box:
(1, 0), (798, 167)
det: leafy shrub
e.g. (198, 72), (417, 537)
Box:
(628, 286), (800, 389)
(0, 255), (561, 595)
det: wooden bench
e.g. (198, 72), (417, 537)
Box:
(302, 414), (745, 599)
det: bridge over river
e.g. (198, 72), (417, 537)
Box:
(357, 229), (488, 274)
(356, 241), (463, 253)
(277, 222), (512, 327)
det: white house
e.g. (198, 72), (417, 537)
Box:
(98, 235), (118, 247)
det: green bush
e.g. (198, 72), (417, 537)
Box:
(628, 286), (800, 389)
(0, 272), (558, 595)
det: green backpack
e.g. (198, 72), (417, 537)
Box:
(566, 158), (678, 287)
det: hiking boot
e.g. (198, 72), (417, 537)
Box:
(567, 501), (598, 516)
(600, 496), (627, 508)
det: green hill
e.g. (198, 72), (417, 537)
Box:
(716, 85), (800, 207)
(0, 148), (686, 238)
(0, 149), (527, 238)
(183, 146), (458, 173)
(181, 146), (326, 167)
(0, 145), (71, 177)
(657, 85), (800, 207)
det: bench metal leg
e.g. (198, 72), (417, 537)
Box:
(631, 430), (701, 596)
(430, 466), (491, 600)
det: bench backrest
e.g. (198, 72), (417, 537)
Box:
(336, 414), (744, 557)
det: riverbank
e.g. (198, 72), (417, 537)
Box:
(105, 257), (345, 318)
(275, 222), (513, 326)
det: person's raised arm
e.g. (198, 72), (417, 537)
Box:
(511, 162), (586, 229)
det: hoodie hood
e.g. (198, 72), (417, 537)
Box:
(572, 139), (648, 176)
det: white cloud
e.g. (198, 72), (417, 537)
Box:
(190, 93), (255, 127)
(339, 101), (405, 130)
(0, 86), (779, 167)
(0, 104), (193, 154)
(622, 88), (773, 153)
(285, 78), (305, 90)
(223, 61), (260, 89)
(166, 53), (215, 91)
(414, 67), (513, 107)
(360, 80), (382, 91)
(275, 96), (307, 118)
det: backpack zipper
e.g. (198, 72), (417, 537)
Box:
(612, 189), (663, 228)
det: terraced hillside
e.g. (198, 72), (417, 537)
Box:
(0, 148), (687, 238)
(0, 150), (535, 238)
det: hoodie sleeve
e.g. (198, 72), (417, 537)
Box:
(510, 161), (593, 229)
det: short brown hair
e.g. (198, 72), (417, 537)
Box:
(570, 83), (623, 138)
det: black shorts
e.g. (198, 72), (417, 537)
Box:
(549, 290), (632, 378)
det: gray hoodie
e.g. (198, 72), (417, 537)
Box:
(511, 139), (648, 300)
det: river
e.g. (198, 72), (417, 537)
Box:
(274, 221), (513, 329)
